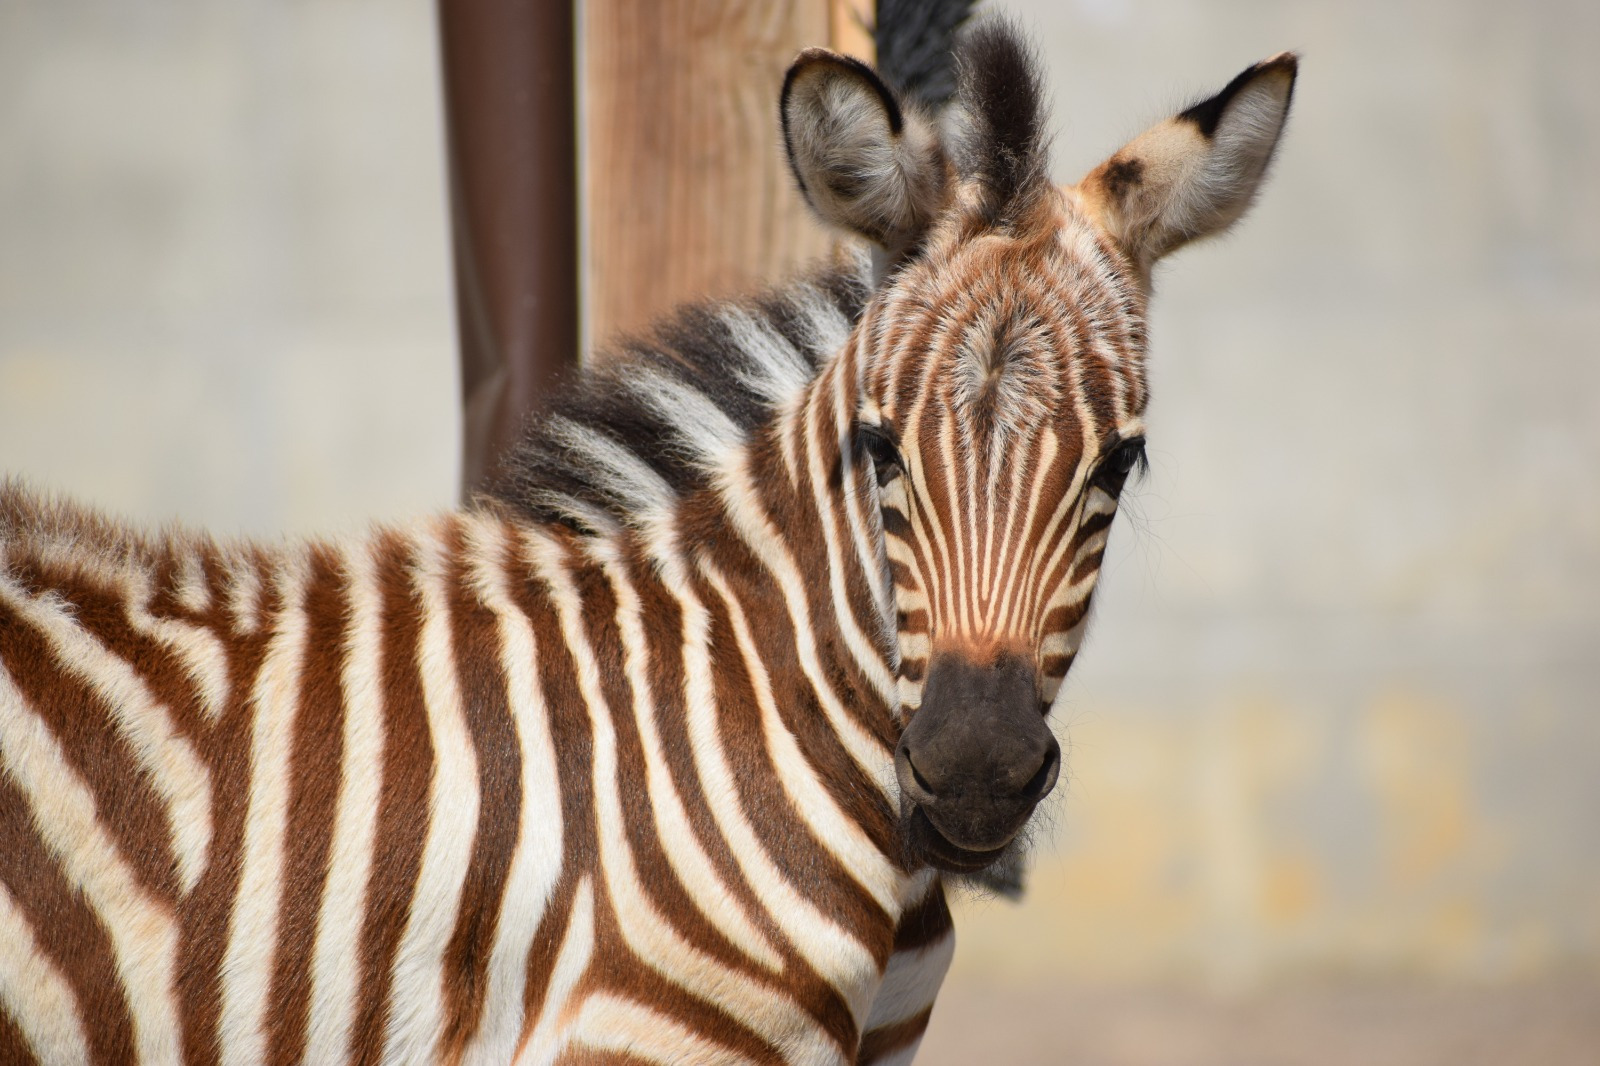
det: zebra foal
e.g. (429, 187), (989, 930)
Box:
(0, 21), (1296, 1066)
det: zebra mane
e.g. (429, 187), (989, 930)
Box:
(874, 0), (979, 109)
(950, 19), (1051, 220)
(486, 249), (872, 535)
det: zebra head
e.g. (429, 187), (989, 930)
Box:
(783, 23), (1296, 873)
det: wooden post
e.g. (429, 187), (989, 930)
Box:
(582, 0), (858, 347)
(830, 0), (876, 63)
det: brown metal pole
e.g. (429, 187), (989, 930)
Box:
(438, 0), (579, 498)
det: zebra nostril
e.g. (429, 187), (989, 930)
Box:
(895, 744), (938, 806)
(1019, 739), (1061, 802)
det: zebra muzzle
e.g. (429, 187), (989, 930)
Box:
(895, 652), (1061, 867)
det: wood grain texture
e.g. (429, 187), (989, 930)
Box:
(582, 0), (842, 348)
(830, 0), (876, 62)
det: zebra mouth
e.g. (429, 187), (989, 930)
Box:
(902, 804), (1014, 874)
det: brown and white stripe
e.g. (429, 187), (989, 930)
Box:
(0, 500), (919, 1064)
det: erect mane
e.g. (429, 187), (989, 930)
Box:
(485, 250), (871, 535)
(951, 19), (1051, 219)
(874, 0), (980, 109)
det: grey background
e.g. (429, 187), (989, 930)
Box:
(1, 1), (456, 537)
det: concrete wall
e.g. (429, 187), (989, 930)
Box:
(2, 0), (1596, 987)
(0, 1), (457, 537)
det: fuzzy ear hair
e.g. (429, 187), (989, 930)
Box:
(1075, 53), (1298, 269)
(781, 48), (949, 256)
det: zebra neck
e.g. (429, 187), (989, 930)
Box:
(654, 337), (910, 845)
(725, 340), (898, 726)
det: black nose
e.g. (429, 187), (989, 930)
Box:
(896, 732), (1060, 809)
(896, 653), (1062, 853)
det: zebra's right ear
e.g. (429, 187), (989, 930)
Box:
(782, 48), (949, 256)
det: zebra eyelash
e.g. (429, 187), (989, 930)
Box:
(1092, 435), (1147, 494)
(855, 423), (904, 487)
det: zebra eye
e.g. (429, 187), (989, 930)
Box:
(1094, 436), (1147, 494)
(857, 424), (903, 486)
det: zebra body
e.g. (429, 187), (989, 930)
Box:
(0, 262), (951, 1064)
(1, 22), (1296, 1065)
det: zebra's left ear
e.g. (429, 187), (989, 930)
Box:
(782, 48), (949, 257)
(1074, 52), (1298, 271)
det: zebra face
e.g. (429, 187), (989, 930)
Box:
(783, 22), (1296, 872)
(853, 207), (1149, 870)
(856, 217), (1149, 711)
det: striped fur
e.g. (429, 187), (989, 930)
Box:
(1, 22), (1296, 1065)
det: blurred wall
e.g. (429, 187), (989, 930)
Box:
(0, 1), (457, 537)
(2, 0), (1596, 988)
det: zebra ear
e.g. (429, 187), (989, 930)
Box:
(1074, 52), (1297, 270)
(782, 48), (949, 256)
